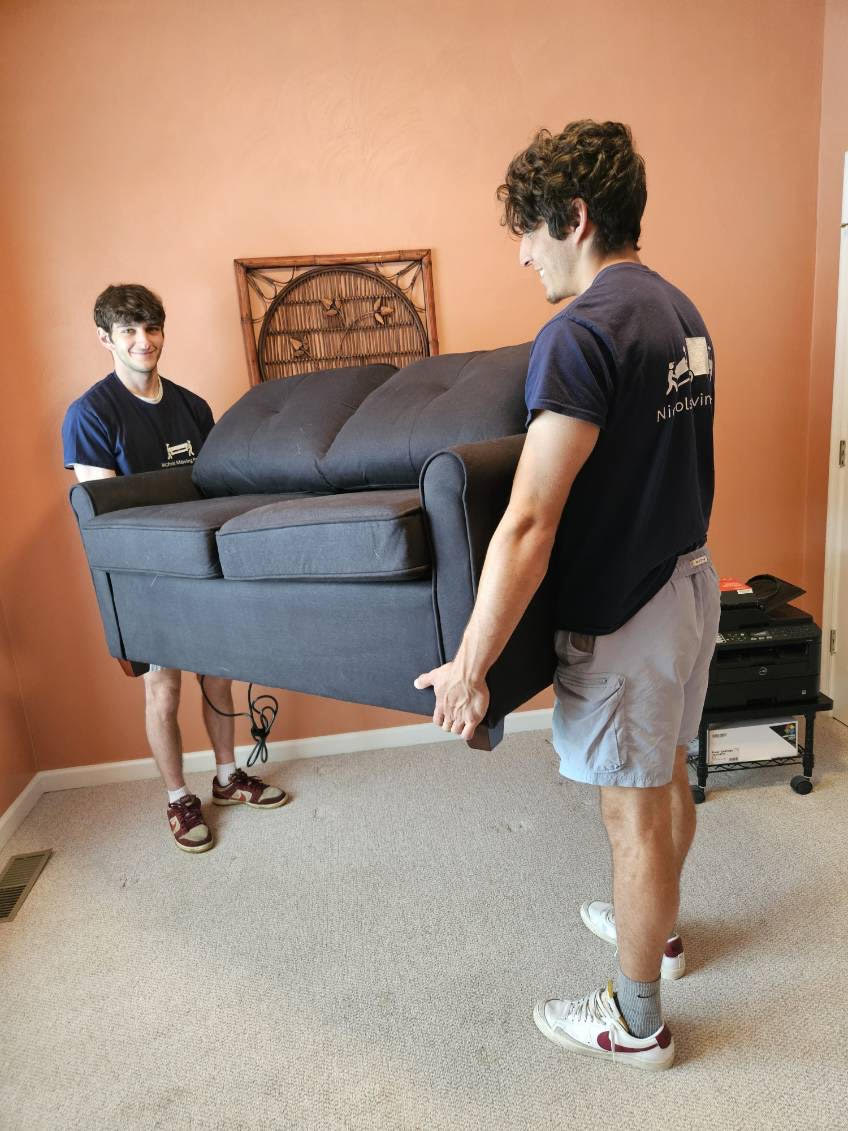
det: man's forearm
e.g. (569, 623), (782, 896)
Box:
(453, 514), (554, 682)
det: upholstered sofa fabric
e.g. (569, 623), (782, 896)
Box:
(319, 343), (532, 489)
(80, 494), (306, 578)
(217, 490), (429, 581)
(191, 363), (397, 496)
(109, 573), (442, 712)
(68, 343), (554, 749)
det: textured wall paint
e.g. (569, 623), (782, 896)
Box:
(0, 597), (36, 818)
(806, 0), (848, 621)
(0, 0), (831, 802)
(0, 219), (40, 814)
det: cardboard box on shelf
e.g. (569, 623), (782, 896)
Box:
(707, 718), (798, 765)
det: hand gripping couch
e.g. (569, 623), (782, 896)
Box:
(69, 344), (556, 749)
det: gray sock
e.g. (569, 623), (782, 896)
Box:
(615, 973), (662, 1038)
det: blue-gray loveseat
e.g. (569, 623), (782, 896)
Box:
(69, 344), (556, 749)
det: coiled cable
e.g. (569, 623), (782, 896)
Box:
(198, 677), (278, 767)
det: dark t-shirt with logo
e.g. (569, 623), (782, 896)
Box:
(62, 373), (215, 475)
(525, 262), (715, 635)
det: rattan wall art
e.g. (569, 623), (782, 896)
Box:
(234, 251), (439, 384)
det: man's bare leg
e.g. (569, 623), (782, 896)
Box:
(197, 675), (235, 770)
(143, 668), (184, 790)
(147, 669), (214, 852)
(600, 778), (679, 983)
(596, 746), (696, 1039)
(599, 745), (695, 973)
(669, 744), (696, 876)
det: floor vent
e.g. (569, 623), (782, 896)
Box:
(0, 850), (52, 923)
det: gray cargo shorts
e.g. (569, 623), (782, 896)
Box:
(552, 547), (720, 788)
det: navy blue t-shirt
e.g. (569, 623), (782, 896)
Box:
(62, 373), (215, 475)
(525, 262), (715, 635)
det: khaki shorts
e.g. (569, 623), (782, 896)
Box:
(552, 547), (720, 788)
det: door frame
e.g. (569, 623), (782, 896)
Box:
(820, 152), (848, 698)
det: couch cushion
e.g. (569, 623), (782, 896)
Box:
(80, 494), (308, 578)
(318, 342), (532, 489)
(216, 490), (430, 581)
(191, 364), (397, 496)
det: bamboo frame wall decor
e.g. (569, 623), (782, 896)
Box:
(234, 251), (439, 384)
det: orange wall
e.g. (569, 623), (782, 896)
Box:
(0, 223), (39, 815)
(0, 0), (832, 798)
(0, 595), (36, 817)
(805, 0), (848, 620)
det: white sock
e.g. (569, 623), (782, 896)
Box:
(167, 786), (189, 804)
(217, 761), (237, 786)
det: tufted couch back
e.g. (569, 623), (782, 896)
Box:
(192, 343), (532, 497)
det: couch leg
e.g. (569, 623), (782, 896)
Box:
(467, 720), (504, 751)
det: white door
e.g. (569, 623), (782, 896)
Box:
(822, 154), (848, 722)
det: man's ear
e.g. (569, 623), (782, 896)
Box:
(572, 198), (592, 244)
(96, 326), (115, 353)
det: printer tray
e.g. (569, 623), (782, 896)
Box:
(704, 673), (820, 711)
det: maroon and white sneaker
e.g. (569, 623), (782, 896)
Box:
(580, 901), (686, 980)
(167, 793), (213, 853)
(534, 981), (675, 1071)
(212, 768), (288, 809)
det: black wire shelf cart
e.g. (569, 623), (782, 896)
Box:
(689, 693), (833, 803)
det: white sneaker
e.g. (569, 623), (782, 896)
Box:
(533, 982), (674, 1071)
(580, 901), (686, 981)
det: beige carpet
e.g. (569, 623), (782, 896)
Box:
(1, 718), (847, 1130)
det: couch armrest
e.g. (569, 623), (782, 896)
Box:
(67, 465), (202, 669)
(69, 465), (202, 523)
(419, 434), (555, 742)
(420, 434), (525, 658)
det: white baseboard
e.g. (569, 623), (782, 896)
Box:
(0, 708), (552, 851)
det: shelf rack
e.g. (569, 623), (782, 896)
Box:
(689, 692), (833, 803)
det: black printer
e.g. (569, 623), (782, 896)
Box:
(704, 575), (822, 710)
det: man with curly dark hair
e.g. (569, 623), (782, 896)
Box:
(416, 120), (718, 1070)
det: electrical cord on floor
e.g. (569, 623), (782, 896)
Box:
(198, 677), (278, 767)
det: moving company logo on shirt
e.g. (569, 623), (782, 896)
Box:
(657, 337), (713, 423)
(162, 440), (196, 467)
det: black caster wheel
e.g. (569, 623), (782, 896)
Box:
(790, 775), (813, 795)
(691, 785), (706, 804)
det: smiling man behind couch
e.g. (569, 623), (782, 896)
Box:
(416, 121), (718, 1070)
(62, 283), (288, 853)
